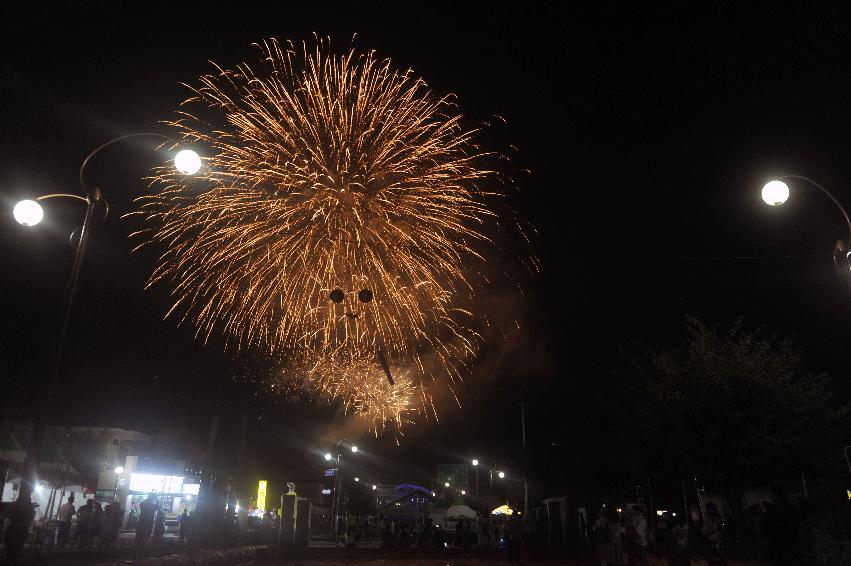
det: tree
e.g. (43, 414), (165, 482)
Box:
(620, 316), (849, 487)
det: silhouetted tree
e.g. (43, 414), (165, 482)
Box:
(621, 316), (849, 487)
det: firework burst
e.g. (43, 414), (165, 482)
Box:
(132, 37), (505, 429)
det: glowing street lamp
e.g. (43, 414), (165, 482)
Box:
(174, 149), (202, 175)
(351, 445), (358, 453)
(761, 180), (790, 206)
(472, 459), (479, 466)
(324, 453), (333, 461)
(13, 200), (44, 226)
(761, 175), (851, 292)
(445, 482), (450, 487)
(498, 471), (505, 479)
(354, 477), (359, 482)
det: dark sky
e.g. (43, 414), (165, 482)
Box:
(2, 3), (851, 491)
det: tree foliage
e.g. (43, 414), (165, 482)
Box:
(621, 317), (849, 483)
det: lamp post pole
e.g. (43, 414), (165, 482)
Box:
(14, 187), (101, 526)
(5, 135), (200, 561)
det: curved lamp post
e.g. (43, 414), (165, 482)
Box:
(762, 175), (851, 292)
(10, 133), (200, 533)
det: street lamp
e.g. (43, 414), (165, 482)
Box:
(113, 466), (124, 501)
(8, 133), (201, 544)
(498, 471), (505, 479)
(13, 200), (44, 226)
(761, 180), (790, 206)
(472, 459), (479, 494)
(761, 175), (851, 292)
(324, 439), (358, 540)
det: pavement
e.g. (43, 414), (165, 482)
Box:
(252, 548), (770, 565)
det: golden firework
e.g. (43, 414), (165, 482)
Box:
(132, 38), (502, 428)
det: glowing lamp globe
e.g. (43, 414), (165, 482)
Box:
(351, 445), (358, 453)
(114, 466), (124, 474)
(498, 471), (505, 479)
(174, 149), (202, 175)
(472, 459), (479, 466)
(762, 180), (789, 206)
(13, 200), (44, 226)
(324, 453), (333, 461)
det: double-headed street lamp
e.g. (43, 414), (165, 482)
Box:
(323, 439), (358, 540)
(9, 133), (201, 539)
(761, 176), (851, 292)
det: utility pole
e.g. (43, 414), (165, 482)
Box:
(522, 402), (529, 518)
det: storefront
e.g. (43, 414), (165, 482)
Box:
(123, 472), (200, 528)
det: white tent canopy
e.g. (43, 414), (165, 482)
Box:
(446, 502), (477, 519)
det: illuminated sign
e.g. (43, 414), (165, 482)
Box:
(324, 469), (336, 477)
(129, 473), (184, 493)
(183, 483), (200, 495)
(257, 480), (268, 511)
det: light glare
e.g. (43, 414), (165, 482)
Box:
(472, 459), (479, 466)
(324, 453), (333, 461)
(762, 180), (789, 206)
(13, 200), (44, 226)
(174, 149), (202, 175)
(351, 445), (358, 453)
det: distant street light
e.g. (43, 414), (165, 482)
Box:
(324, 439), (358, 540)
(761, 175), (851, 292)
(7, 132), (202, 553)
(472, 459), (479, 466)
(354, 477), (359, 482)
(445, 482), (450, 487)
(498, 471), (505, 479)
(114, 466), (124, 474)
(372, 485), (377, 490)
(461, 490), (466, 495)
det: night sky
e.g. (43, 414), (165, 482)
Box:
(2, 3), (851, 491)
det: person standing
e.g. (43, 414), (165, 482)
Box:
(633, 507), (649, 566)
(594, 508), (613, 566)
(56, 495), (76, 547)
(506, 513), (524, 564)
(89, 501), (103, 547)
(670, 515), (691, 566)
(74, 499), (93, 547)
(702, 502), (726, 566)
(100, 502), (117, 549)
(608, 510), (628, 566)
(135, 492), (158, 551)
(178, 508), (190, 543)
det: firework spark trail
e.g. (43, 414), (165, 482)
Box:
(131, 37), (505, 430)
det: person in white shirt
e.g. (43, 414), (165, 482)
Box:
(633, 507), (649, 566)
(57, 495), (76, 546)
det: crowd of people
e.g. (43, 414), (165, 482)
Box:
(55, 494), (122, 548)
(592, 486), (827, 566)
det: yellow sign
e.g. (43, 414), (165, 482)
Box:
(257, 480), (268, 511)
